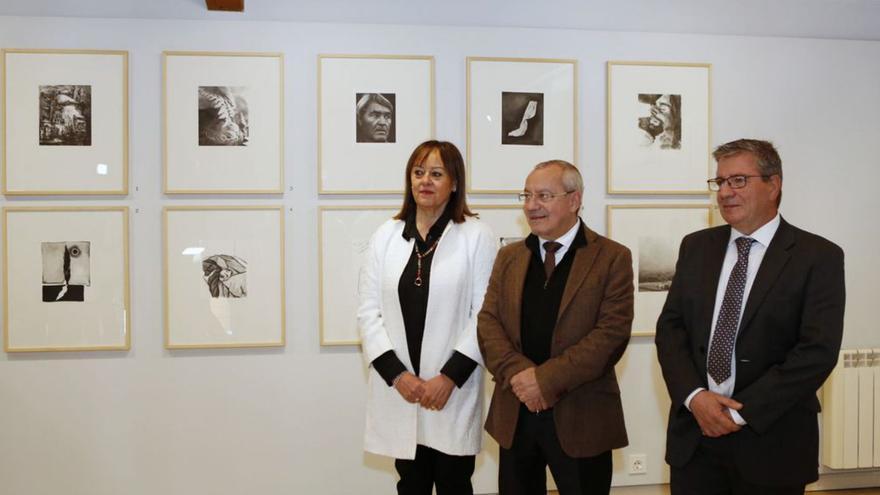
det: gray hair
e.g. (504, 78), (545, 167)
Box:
(712, 139), (783, 180)
(533, 160), (584, 194)
(356, 93), (393, 118)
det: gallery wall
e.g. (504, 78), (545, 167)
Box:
(1, 14), (879, 495)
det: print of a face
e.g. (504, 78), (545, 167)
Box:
(359, 102), (392, 142)
(651, 94), (674, 130)
(638, 94), (673, 137)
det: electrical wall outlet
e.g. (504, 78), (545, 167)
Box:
(628, 454), (647, 474)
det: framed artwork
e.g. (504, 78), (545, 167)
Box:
(467, 57), (577, 193)
(164, 206), (285, 348)
(163, 51), (283, 194)
(606, 204), (712, 336)
(318, 205), (397, 345)
(607, 61), (712, 194)
(3, 207), (130, 352)
(471, 204), (530, 248)
(2, 49), (128, 195)
(318, 55), (434, 194)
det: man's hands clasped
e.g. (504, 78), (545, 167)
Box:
(690, 390), (743, 437)
(510, 367), (549, 413)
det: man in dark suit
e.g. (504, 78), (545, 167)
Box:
(656, 139), (845, 494)
(478, 160), (634, 495)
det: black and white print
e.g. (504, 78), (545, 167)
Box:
(39, 85), (92, 146)
(41, 241), (91, 302)
(202, 254), (247, 298)
(637, 93), (681, 150)
(501, 92), (543, 146)
(638, 236), (676, 292)
(355, 93), (396, 143)
(198, 86), (249, 146)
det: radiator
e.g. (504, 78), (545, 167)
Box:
(822, 349), (880, 469)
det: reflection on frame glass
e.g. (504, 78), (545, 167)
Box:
(4, 207), (130, 352)
(318, 206), (398, 345)
(319, 55), (434, 194)
(607, 61), (711, 194)
(2, 49), (128, 195)
(164, 206), (285, 348)
(468, 57), (576, 193)
(163, 51), (283, 194)
(606, 204), (712, 336)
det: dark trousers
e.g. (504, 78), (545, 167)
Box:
(499, 408), (612, 495)
(395, 444), (475, 495)
(671, 436), (805, 495)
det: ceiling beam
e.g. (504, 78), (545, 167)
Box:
(206, 0), (244, 12)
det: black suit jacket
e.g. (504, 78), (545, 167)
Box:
(655, 218), (845, 486)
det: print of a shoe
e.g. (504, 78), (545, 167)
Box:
(508, 100), (538, 137)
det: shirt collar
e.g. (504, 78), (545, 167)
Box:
(539, 218), (580, 250)
(730, 213), (781, 248)
(525, 217), (586, 253)
(402, 209), (452, 243)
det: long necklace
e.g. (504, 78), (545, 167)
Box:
(414, 239), (440, 287)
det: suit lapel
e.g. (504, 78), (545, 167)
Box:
(558, 226), (600, 321)
(738, 219), (794, 338)
(697, 226), (730, 347)
(505, 244), (532, 348)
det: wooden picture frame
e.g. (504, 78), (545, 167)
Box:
(4, 206), (130, 352)
(163, 51), (284, 194)
(318, 54), (434, 194)
(318, 205), (398, 345)
(164, 206), (285, 348)
(468, 57), (577, 193)
(607, 61), (712, 195)
(606, 204), (712, 336)
(2, 49), (129, 195)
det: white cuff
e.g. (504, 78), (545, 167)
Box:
(683, 387), (705, 411)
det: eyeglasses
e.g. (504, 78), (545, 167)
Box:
(707, 174), (774, 191)
(517, 191), (574, 203)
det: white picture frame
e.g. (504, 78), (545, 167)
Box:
(606, 204), (712, 336)
(2, 49), (129, 195)
(3, 206), (130, 352)
(318, 54), (434, 194)
(607, 61), (712, 194)
(163, 51), (284, 194)
(164, 206), (285, 348)
(467, 57), (577, 193)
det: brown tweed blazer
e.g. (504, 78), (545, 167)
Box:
(478, 223), (634, 457)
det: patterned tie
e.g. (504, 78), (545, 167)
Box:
(543, 241), (562, 280)
(707, 237), (755, 384)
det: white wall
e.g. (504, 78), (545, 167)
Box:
(1, 16), (878, 495)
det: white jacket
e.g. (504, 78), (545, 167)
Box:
(358, 216), (497, 459)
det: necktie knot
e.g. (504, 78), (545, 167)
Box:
(544, 241), (561, 254)
(735, 237), (754, 257)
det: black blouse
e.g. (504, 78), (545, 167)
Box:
(371, 211), (478, 387)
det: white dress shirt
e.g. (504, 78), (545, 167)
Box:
(538, 218), (581, 264)
(684, 213), (781, 424)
